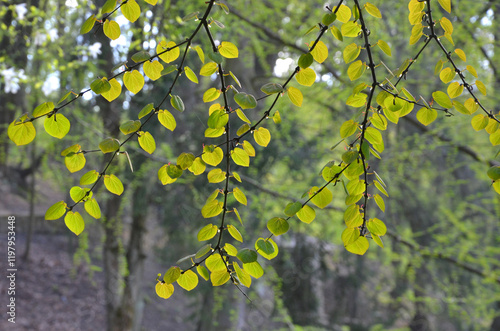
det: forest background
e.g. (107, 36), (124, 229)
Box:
(0, 0), (499, 330)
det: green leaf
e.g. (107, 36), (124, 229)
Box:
(207, 168), (226, 183)
(341, 21), (361, 37)
(447, 82), (463, 99)
(365, 2), (382, 18)
(218, 41), (239, 58)
(309, 186), (333, 209)
(267, 217), (289, 236)
(310, 40), (328, 63)
(438, 0), (451, 13)
(243, 261), (264, 279)
(416, 107), (437, 126)
(188, 157), (206, 175)
(80, 170), (99, 186)
(237, 249), (257, 263)
(65, 152), (86, 173)
(195, 244), (212, 259)
(367, 218), (387, 236)
(345, 236), (369, 255)
(70, 186), (89, 202)
(343, 43), (361, 63)
(255, 238), (278, 260)
(156, 109), (176, 131)
(33, 102), (55, 117)
(170, 95), (185, 112)
(432, 91), (452, 108)
(103, 20), (121, 40)
(104, 174), (124, 195)
(330, 25), (343, 41)
(102, 78), (122, 102)
(155, 282), (174, 299)
(123, 70), (144, 94)
(210, 270), (230, 286)
(347, 60), (365, 81)
(201, 199), (223, 218)
(322, 12), (336, 25)
(131, 51), (151, 63)
(298, 53), (314, 69)
(44, 114), (70, 139)
(202, 145), (224, 166)
(233, 187), (247, 205)
(91, 77), (111, 95)
(176, 153), (195, 170)
(166, 164), (183, 179)
(206, 254), (226, 272)
(255, 238), (275, 255)
(143, 60), (164, 81)
(64, 211), (85, 236)
(287, 86), (303, 107)
(203, 88), (221, 103)
(476, 80), (487, 95)
(374, 180), (389, 197)
(207, 109), (229, 129)
(80, 15), (96, 34)
(177, 270), (198, 291)
(471, 114), (488, 131)
(374, 194), (385, 212)
(231, 148), (250, 167)
(45, 201), (67, 220)
(119, 120), (141, 135)
(224, 243), (238, 256)
(84, 198), (101, 219)
(295, 68), (316, 86)
(138, 131), (156, 154)
(233, 262), (251, 287)
(340, 120), (358, 138)
(260, 83), (283, 95)
(364, 127), (382, 145)
(184, 66), (198, 83)
(164, 266), (181, 284)
(197, 265), (209, 281)
(200, 62), (218, 76)
(439, 67), (455, 84)
(101, 0), (116, 14)
(197, 224), (218, 241)
(342, 150), (359, 164)
(234, 92), (257, 109)
(253, 127), (271, 147)
(284, 201), (302, 217)
(297, 205), (316, 224)
(121, 0), (141, 22)
(99, 137), (120, 154)
(378, 39), (392, 56)
(341, 227), (360, 246)
(227, 224), (243, 242)
(8, 119), (36, 146)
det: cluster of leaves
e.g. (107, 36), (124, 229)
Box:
(7, 0), (500, 302)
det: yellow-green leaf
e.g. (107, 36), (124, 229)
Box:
(64, 211), (85, 236)
(123, 70), (144, 94)
(143, 60), (164, 81)
(157, 109), (176, 131)
(103, 20), (121, 40)
(157, 40), (180, 63)
(44, 114), (70, 139)
(227, 224), (243, 242)
(287, 86), (303, 107)
(177, 270), (198, 291)
(253, 127), (271, 147)
(104, 174), (124, 195)
(121, 0), (141, 23)
(295, 68), (316, 86)
(218, 41), (239, 58)
(45, 201), (67, 220)
(102, 78), (122, 102)
(138, 131), (156, 154)
(155, 282), (174, 299)
(416, 107), (437, 126)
